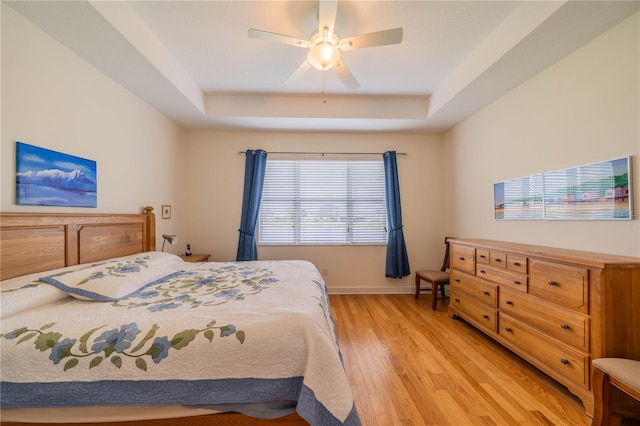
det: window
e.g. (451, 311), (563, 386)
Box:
(259, 160), (387, 245)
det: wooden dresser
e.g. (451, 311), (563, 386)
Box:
(447, 238), (640, 415)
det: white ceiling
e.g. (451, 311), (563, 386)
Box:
(6, 1), (639, 133)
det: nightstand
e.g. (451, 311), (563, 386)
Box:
(179, 254), (210, 262)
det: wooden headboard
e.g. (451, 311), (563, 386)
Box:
(0, 207), (156, 280)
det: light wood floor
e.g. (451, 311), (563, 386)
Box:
(330, 294), (592, 426)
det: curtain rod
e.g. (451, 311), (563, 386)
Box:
(238, 150), (408, 156)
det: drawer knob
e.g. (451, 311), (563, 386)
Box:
(506, 300), (513, 305)
(455, 298), (460, 303)
(482, 314), (490, 320)
(560, 358), (570, 365)
(560, 323), (570, 330)
(548, 280), (558, 286)
(459, 257), (465, 261)
(455, 279), (461, 283)
(483, 291), (490, 296)
(480, 255), (486, 258)
(513, 280), (521, 285)
(513, 261), (520, 266)
(505, 327), (513, 333)
(479, 270), (486, 274)
(495, 258), (502, 262)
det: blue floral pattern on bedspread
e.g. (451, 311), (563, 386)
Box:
(2, 320), (244, 372)
(111, 264), (280, 311)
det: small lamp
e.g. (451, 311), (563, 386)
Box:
(162, 234), (178, 252)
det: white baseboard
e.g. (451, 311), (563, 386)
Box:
(326, 286), (448, 295)
(327, 285), (414, 295)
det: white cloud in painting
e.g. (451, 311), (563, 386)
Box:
(22, 153), (46, 163)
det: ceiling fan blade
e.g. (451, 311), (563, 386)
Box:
(319, 0), (338, 38)
(284, 60), (312, 84)
(248, 29), (310, 48)
(333, 60), (360, 90)
(340, 28), (403, 51)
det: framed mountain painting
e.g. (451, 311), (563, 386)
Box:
(16, 142), (97, 207)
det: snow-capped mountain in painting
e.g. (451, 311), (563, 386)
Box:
(17, 169), (96, 192)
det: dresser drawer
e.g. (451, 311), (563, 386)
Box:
(506, 254), (528, 274)
(476, 264), (527, 293)
(476, 249), (490, 265)
(490, 251), (507, 268)
(499, 288), (589, 351)
(529, 260), (589, 313)
(451, 292), (497, 333)
(451, 245), (476, 274)
(451, 270), (498, 308)
(499, 314), (589, 388)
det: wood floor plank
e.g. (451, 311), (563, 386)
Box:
(329, 294), (592, 426)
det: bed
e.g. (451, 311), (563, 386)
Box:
(0, 208), (360, 426)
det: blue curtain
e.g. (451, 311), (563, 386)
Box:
(236, 149), (268, 261)
(383, 151), (410, 278)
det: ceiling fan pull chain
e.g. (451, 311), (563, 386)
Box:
(322, 73), (328, 104)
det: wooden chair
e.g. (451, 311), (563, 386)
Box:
(415, 237), (451, 310)
(592, 358), (640, 426)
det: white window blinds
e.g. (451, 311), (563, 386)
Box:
(259, 160), (388, 245)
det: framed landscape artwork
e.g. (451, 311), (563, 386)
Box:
(494, 173), (544, 220)
(495, 157), (632, 221)
(544, 157), (631, 220)
(16, 142), (97, 207)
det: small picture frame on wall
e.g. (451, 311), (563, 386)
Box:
(162, 205), (171, 219)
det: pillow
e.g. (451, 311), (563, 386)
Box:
(119, 251), (184, 269)
(1, 270), (70, 318)
(39, 255), (176, 302)
(100, 251), (184, 268)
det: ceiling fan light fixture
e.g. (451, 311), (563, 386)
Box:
(307, 42), (341, 70)
(248, 5), (403, 89)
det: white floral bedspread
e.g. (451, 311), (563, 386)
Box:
(0, 252), (360, 426)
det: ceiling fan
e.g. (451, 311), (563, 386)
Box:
(248, 0), (403, 90)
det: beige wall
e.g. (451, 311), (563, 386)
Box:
(3, 4), (638, 293)
(443, 12), (640, 257)
(1, 4), (189, 254)
(185, 131), (444, 293)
